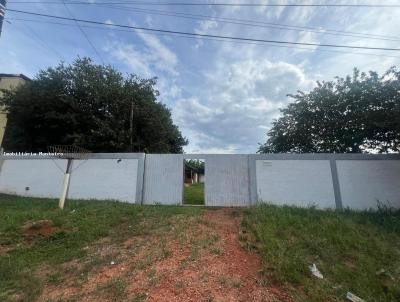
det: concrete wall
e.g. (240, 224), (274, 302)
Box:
(68, 158), (139, 203)
(204, 155), (250, 207)
(0, 153), (399, 210)
(0, 153), (144, 203)
(0, 159), (67, 198)
(337, 160), (400, 210)
(255, 160), (336, 208)
(143, 154), (183, 205)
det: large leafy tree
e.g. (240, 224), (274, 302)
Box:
(1, 58), (187, 153)
(259, 67), (400, 153)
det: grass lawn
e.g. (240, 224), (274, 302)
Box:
(0, 194), (202, 301)
(242, 204), (400, 302)
(184, 183), (204, 205)
(2, 192), (400, 302)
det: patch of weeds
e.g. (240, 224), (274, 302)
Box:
(231, 278), (242, 288)
(198, 218), (211, 227)
(156, 240), (171, 260)
(238, 224), (259, 252)
(193, 231), (219, 251)
(198, 271), (210, 282)
(130, 293), (147, 302)
(147, 268), (158, 286)
(256, 278), (270, 287)
(46, 272), (63, 285)
(218, 275), (242, 289)
(97, 278), (127, 301)
(175, 280), (185, 290)
(204, 291), (214, 302)
(210, 246), (223, 255)
(74, 254), (116, 284)
(229, 209), (242, 217)
(218, 275), (229, 287)
(189, 246), (200, 261)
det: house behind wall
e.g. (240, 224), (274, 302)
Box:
(0, 74), (31, 147)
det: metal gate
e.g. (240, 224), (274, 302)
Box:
(142, 154), (184, 205)
(204, 155), (250, 206)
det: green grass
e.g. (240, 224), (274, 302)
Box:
(0, 194), (202, 302)
(184, 183), (205, 205)
(242, 204), (400, 302)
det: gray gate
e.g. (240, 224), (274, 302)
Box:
(203, 155), (250, 207)
(142, 154), (183, 205)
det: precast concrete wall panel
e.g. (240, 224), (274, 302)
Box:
(68, 158), (139, 203)
(0, 159), (67, 198)
(337, 160), (400, 210)
(256, 160), (336, 208)
(143, 154), (183, 205)
(204, 155), (250, 206)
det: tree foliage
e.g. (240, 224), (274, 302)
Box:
(185, 159), (205, 173)
(259, 67), (400, 153)
(0, 58), (187, 153)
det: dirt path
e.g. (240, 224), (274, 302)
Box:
(38, 209), (291, 302)
(130, 209), (290, 302)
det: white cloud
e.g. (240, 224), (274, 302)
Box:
(174, 59), (315, 153)
(107, 41), (153, 77)
(135, 31), (179, 76)
(105, 28), (178, 78)
(194, 20), (218, 48)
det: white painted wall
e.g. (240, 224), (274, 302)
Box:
(256, 160), (336, 208)
(68, 159), (138, 203)
(0, 159), (67, 198)
(337, 160), (400, 210)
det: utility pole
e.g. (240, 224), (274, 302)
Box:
(130, 100), (134, 152)
(0, 0), (5, 37)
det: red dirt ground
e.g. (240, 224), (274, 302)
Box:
(138, 209), (292, 302)
(21, 219), (59, 239)
(38, 209), (291, 302)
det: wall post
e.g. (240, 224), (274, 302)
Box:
(329, 158), (343, 210)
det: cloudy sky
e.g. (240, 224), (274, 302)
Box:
(1, 0), (400, 153)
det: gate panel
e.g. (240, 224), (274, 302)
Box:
(143, 154), (183, 205)
(205, 155), (250, 206)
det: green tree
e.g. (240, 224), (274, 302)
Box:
(185, 159), (205, 173)
(259, 67), (400, 153)
(0, 58), (187, 153)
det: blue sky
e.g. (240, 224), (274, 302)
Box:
(1, 1), (400, 153)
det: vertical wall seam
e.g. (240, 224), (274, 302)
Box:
(249, 155), (257, 205)
(0, 148), (4, 176)
(330, 158), (343, 210)
(247, 155), (252, 206)
(140, 154), (147, 205)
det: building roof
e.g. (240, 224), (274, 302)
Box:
(0, 74), (31, 81)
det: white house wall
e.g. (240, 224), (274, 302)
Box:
(255, 160), (336, 208)
(337, 160), (400, 210)
(0, 159), (67, 198)
(68, 158), (139, 203)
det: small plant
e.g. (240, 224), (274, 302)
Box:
(210, 246), (223, 255)
(97, 278), (127, 301)
(175, 280), (185, 290)
(130, 293), (146, 302)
